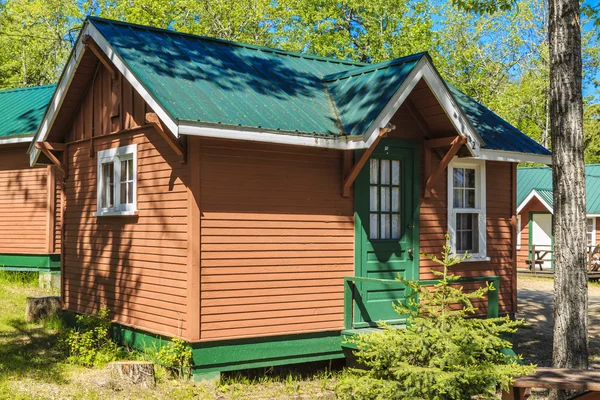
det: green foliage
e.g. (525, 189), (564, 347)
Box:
(61, 306), (124, 367)
(0, 271), (38, 286)
(336, 236), (535, 400)
(156, 338), (192, 379)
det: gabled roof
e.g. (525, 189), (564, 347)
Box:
(0, 85), (55, 144)
(30, 16), (551, 164)
(517, 166), (600, 214)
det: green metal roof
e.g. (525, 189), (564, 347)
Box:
(85, 17), (549, 155)
(517, 166), (600, 214)
(0, 85), (55, 139)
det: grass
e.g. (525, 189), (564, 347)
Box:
(0, 275), (339, 399)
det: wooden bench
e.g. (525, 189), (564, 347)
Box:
(504, 368), (600, 399)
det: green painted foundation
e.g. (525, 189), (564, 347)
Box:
(111, 325), (346, 380)
(0, 254), (61, 272)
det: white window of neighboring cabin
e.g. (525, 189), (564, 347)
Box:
(448, 158), (487, 260)
(95, 144), (137, 216)
(587, 217), (596, 247)
(517, 214), (522, 250)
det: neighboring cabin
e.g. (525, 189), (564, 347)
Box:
(0, 85), (61, 281)
(29, 17), (551, 379)
(517, 165), (600, 270)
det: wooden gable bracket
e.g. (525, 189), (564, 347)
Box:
(422, 135), (467, 199)
(82, 35), (117, 80)
(35, 142), (66, 174)
(145, 112), (186, 163)
(342, 125), (396, 197)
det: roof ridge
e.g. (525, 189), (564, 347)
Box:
(0, 84), (56, 95)
(321, 52), (427, 82)
(87, 16), (368, 68)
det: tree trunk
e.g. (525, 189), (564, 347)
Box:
(549, 0), (588, 398)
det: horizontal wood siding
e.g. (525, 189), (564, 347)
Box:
(420, 155), (517, 314)
(198, 139), (354, 341)
(62, 62), (189, 338)
(0, 145), (55, 255)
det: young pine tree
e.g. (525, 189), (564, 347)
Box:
(336, 236), (534, 400)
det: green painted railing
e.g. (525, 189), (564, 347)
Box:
(343, 275), (500, 330)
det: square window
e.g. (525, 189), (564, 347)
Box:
(96, 145), (137, 216)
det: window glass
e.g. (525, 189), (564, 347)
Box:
(456, 213), (479, 253)
(102, 162), (114, 209)
(369, 158), (402, 240)
(587, 218), (595, 247)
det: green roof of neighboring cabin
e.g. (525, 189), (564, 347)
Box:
(517, 166), (600, 214)
(0, 85), (55, 140)
(86, 17), (550, 156)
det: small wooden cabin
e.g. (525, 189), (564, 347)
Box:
(517, 166), (600, 271)
(0, 85), (61, 279)
(29, 17), (551, 379)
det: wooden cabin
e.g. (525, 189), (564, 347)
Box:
(517, 166), (600, 272)
(29, 17), (551, 379)
(0, 85), (61, 283)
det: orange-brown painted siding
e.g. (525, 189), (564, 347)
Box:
(198, 138), (354, 341)
(62, 63), (189, 338)
(0, 144), (59, 255)
(419, 154), (516, 314)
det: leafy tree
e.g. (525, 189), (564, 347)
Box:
(336, 238), (534, 400)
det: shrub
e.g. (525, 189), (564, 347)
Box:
(336, 236), (535, 400)
(156, 338), (192, 379)
(61, 307), (124, 367)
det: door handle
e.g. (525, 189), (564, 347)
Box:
(407, 248), (413, 259)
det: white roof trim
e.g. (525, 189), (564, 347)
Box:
(29, 21), (179, 166)
(478, 149), (552, 165)
(0, 136), (33, 145)
(517, 189), (554, 214)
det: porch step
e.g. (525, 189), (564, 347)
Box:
(341, 325), (406, 350)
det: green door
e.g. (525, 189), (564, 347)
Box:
(354, 139), (420, 327)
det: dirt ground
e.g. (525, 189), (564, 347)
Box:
(513, 276), (600, 368)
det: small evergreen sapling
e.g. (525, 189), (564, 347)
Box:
(336, 236), (535, 400)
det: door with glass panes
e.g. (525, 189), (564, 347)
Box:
(354, 139), (419, 327)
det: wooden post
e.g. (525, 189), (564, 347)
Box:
(511, 163), (518, 314)
(186, 137), (201, 341)
(46, 166), (56, 254)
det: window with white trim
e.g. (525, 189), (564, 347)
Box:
(517, 215), (522, 250)
(448, 158), (487, 259)
(96, 145), (137, 216)
(587, 217), (596, 247)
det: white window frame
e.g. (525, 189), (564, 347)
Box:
(587, 217), (596, 248)
(447, 158), (488, 261)
(95, 144), (138, 217)
(517, 214), (522, 250)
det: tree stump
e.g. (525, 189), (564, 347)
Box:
(107, 361), (155, 388)
(25, 296), (60, 322)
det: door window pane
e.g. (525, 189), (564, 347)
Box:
(587, 218), (595, 247)
(368, 158), (402, 240)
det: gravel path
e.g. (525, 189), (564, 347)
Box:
(513, 276), (600, 367)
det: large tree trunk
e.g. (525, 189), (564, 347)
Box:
(549, 0), (588, 398)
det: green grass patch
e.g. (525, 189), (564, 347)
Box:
(0, 271), (38, 286)
(0, 280), (341, 399)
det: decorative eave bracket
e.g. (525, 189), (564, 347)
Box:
(422, 135), (467, 199)
(35, 142), (66, 174)
(145, 112), (186, 163)
(342, 124), (396, 197)
(82, 35), (117, 80)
